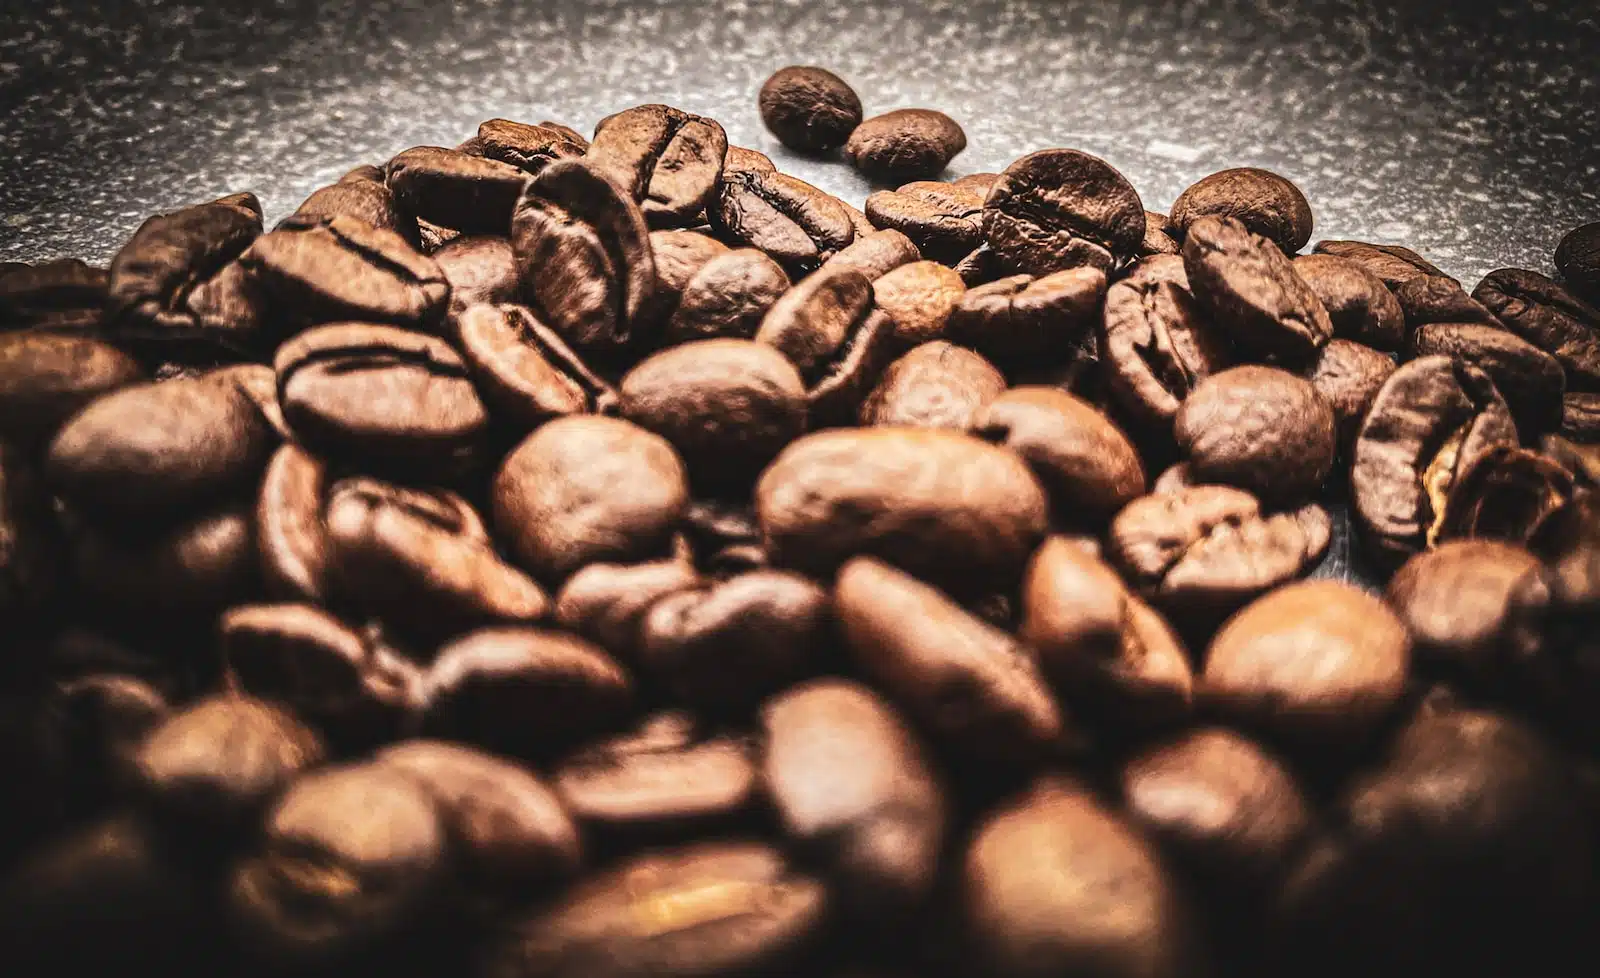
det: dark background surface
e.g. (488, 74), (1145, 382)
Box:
(2, 0), (1598, 584)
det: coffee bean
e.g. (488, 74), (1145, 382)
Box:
(1202, 580), (1410, 746)
(1100, 253), (1233, 426)
(1291, 253), (1406, 349)
(1139, 210), (1182, 256)
(982, 148), (1145, 276)
(947, 267), (1105, 364)
(386, 146), (529, 235)
(288, 165), (419, 244)
(1392, 273), (1500, 328)
(70, 500), (262, 616)
(759, 66), (863, 152)
(468, 118), (587, 176)
(1169, 167), (1315, 255)
(1174, 365), (1336, 506)
(433, 235), (521, 319)
(1437, 445), (1577, 546)
(845, 109), (966, 183)
(822, 228), (922, 280)
(0, 332), (142, 451)
(650, 229), (730, 313)
(1183, 215), (1332, 364)
(1563, 390), (1600, 441)
(1556, 222), (1600, 304)
(1473, 267), (1600, 391)
(757, 428), (1049, 591)
(1305, 338), (1396, 451)
(710, 169), (858, 276)
(755, 264), (898, 423)
(1385, 539), (1542, 678)
(761, 679), (945, 918)
(860, 340), (1006, 430)
(0, 257), (109, 333)
(1412, 321), (1566, 437)
(585, 104), (729, 228)
(1351, 355), (1519, 567)
(456, 303), (617, 426)
(663, 248), (791, 343)
(864, 181), (985, 264)
(554, 558), (703, 662)
(1312, 238), (1450, 290)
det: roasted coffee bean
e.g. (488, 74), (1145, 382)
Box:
(869, 260), (966, 348)
(1100, 253), (1233, 426)
(288, 164), (419, 244)
(1563, 390), (1600, 441)
(723, 144), (778, 176)
(386, 146), (528, 235)
(844, 109), (966, 183)
(482, 841), (827, 978)
(1556, 221), (1600, 304)
(1312, 238), (1450, 290)
(554, 558), (703, 662)
(974, 386), (1146, 527)
(619, 339), (807, 490)
(1473, 267), (1600, 390)
(982, 148), (1145, 276)
(243, 214), (451, 330)
(1020, 537), (1193, 727)
(133, 694), (323, 834)
(1305, 338), (1396, 452)
(762, 679), (945, 918)
(1412, 322), (1565, 436)
(585, 104), (729, 228)
(946, 267), (1105, 365)
(553, 712), (759, 847)
(639, 570), (829, 712)
(229, 763), (449, 970)
(1174, 365), (1336, 506)
(845, 197), (899, 249)
(1201, 580), (1410, 746)
(468, 118), (588, 176)
(759, 66), (863, 152)
(70, 500), (261, 616)
(222, 603), (424, 748)
(275, 322), (489, 477)
(1352, 355), (1519, 567)
(837, 556), (1065, 763)
(37, 674), (170, 816)
(1291, 253), (1406, 349)
(0, 445), (63, 617)
(664, 248), (791, 343)
(1169, 167), (1314, 255)
(1183, 215), (1332, 363)
(755, 264), (898, 423)
(823, 228), (922, 280)
(493, 415), (690, 582)
(434, 235), (521, 319)
(1436, 445), (1577, 545)
(1385, 539), (1542, 677)
(710, 169), (857, 276)
(1109, 486), (1332, 617)
(962, 777), (1197, 978)
(651, 230), (728, 304)
(377, 740), (581, 898)
(860, 340), (1006, 430)
(422, 626), (632, 758)
(512, 159), (657, 356)
(0, 257), (109, 333)
(758, 428), (1049, 591)
(864, 181), (985, 264)
(1140, 210), (1182, 256)
(1392, 273), (1500, 328)
(1121, 727), (1310, 892)
(457, 303), (617, 426)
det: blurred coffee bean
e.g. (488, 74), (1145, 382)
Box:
(554, 558), (702, 663)
(0, 332), (145, 447)
(1385, 539), (1542, 678)
(1556, 221), (1600, 304)
(434, 235), (521, 319)
(0, 257), (109, 333)
(70, 501), (262, 617)
(860, 340), (1006, 430)
(288, 164), (419, 244)
(1437, 444), (1577, 546)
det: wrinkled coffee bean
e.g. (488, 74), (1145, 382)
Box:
(1170, 167), (1315, 256)
(845, 109), (967, 183)
(1183, 215), (1332, 363)
(0, 257), (109, 333)
(288, 165), (418, 244)
(1556, 222), (1600, 304)
(864, 181), (985, 264)
(1392, 273), (1500, 328)
(1291, 253), (1406, 349)
(1305, 338), (1396, 452)
(759, 66), (863, 153)
(1174, 365), (1336, 506)
(457, 303), (616, 426)
(1100, 253), (1233, 426)
(710, 169), (857, 276)
(754, 263), (898, 423)
(825, 229), (922, 280)
(948, 267), (1105, 365)
(982, 148), (1145, 276)
(871, 260), (966, 347)
(1412, 321), (1565, 436)
(386, 146), (529, 235)
(1312, 238), (1450, 290)
(1385, 539), (1542, 678)
(1473, 267), (1600, 391)
(860, 340), (1006, 430)
(665, 249), (790, 344)
(468, 118), (588, 176)
(434, 235), (521, 318)
(1140, 210), (1182, 256)
(585, 104), (729, 228)
(1436, 445), (1577, 546)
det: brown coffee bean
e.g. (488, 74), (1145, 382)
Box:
(982, 148), (1145, 276)
(754, 264), (897, 423)
(0, 332), (145, 447)
(1100, 253), (1233, 426)
(860, 340), (1006, 431)
(710, 169), (857, 276)
(824, 229), (922, 280)
(1137, 210), (1180, 257)
(650, 230), (730, 308)
(585, 104), (729, 228)
(1291, 253), (1406, 349)
(947, 267), (1105, 364)
(434, 235), (521, 319)
(1556, 222), (1600, 304)
(70, 501), (261, 616)
(1392, 274), (1500, 328)
(1473, 267), (1600, 391)
(836, 556), (1064, 763)
(457, 303), (616, 426)
(1183, 215), (1332, 364)
(864, 261), (965, 349)
(288, 165), (419, 245)
(1437, 445), (1577, 546)
(469, 118), (587, 176)
(1202, 580), (1410, 745)
(759, 66), (863, 152)
(723, 144), (778, 175)
(665, 248), (791, 343)
(845, 109), (967, 183)
(1305, 338), (1396, 452)
(40, 674), (171, 817)
(1170, 167), (1315, 255)
(554, 558), (703, 663)
(0, 257), (109, 333)
(1174, 365), (1336, 506)
(864, 181), (985, 264)
(386, 146), (529, 235)
(1385, 539), (1542, 677)
(1312, 238), (1450, 290)
(1412, 322), (1566, 437)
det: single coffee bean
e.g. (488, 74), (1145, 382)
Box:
(288, 165), (419, 244)
(639, 570), (829, 712)
(1473, 267), (1600, 390)
(512, 157), (657, 355)
(275, 322), (490, 477)
(1100, 253), (1233, 426)
(1174, 365), (1336, 506)
(433, 235), (521, 319)
(836, 556), (1065, 763)
(1305, 338), (1396, 452)
(585, 104), (729, 228)
(1169, 167), (1315, 255)
(1351, 355), (1519, 567)
(0, 333), (144, 447)
(710, 169), (857, 276)
(1392, 273), (1500, 328)
(1436, 445), (1576, 546)
(650, 229), (730, 316)
(1312, 238), (1450, 290)
(1412, 321), (1566, 437)
(468, 118), (588, 176)
(1183, 214), (1332, 364)
(665, 248), (791, 343)
(860, 340), (1006, 430)
(762, 679), (945, 919)
(553, 712), (759, 848)
(493, 415), (690, 581)
(1109, 486), (1332, 618)
(386, 146), (529, 235)
(723, 144), (778, 175)
(1385, 539), (1542, 677)
(619, 338), (807, 490)
(947, 267), (1105, 365)
(864, 181), (985, 264)
(870, 260), (967, 347)
(133, 694), (324, 835)
(376, 740), (581, 899)
(422, 626), (632, 758)
(824, 229), (922, 280)
(229, 763), (449, 970)
(1562, 390), (1600, 441)
(457, 302), (617, 426)
(757, 427), (1049, 591)
(759, 66), (863, 152)
(963, 777), (1197, 978)
(754, 264), (898, 423)
(1020, 536), (1193, 727)
(70, 500), (261, 616)
(1140, 210), (1182, 256)
(1202, 579), (1410, 746)
(482, 841), (827, 978)
(554, 558), (703, 663)
(982, 148), (1145, 276)
(1291, 253), (1406, 349)
(845, 109), (966, 183)
(0, 257), (109, 333)
(1556, 221), (1600, 304)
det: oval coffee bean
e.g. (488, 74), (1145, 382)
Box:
(1169, 167), (1314, 255)
(1473, 267), (1600, 391)
(1100, 253), (1233, 426)
(864, 181), (985, 264)
(1555, 221), (1600, 304)
(1174, 365), (1336, 506)
(386, 146), (529, 235)
(871, 260), (966, 347)
(759, 66), (863, 152)
(469, 118), (588, 176)
(754, 264), (899, 423)
(585, 104), (729, 228)
(1291, 253), (1406, 349)
(0, 332), (145, 448)
(982, 148), (1145, 276)
(948, 267), (1105, 364)
(1183, 215), (1332, 364)
(823, 228), (922, 280)
(757, 428), (1049, 591)
(1412, 322), (1565, 437)
(1392, 273), (1500, 329)
(710, 169), (857, 276)
(0, 257), (109, 333)
(665, 248), (791, 343)
(650, 229), (729, 310)
(289, 165), (418, 244)
(433, 235), (521, 319)
(1312, 238), (1450, 291)
(1385, 539), (1542, 677)
(457, 303), (616, 426)
(554, 558), (703, 663)
(860, 340), (1006, 431)
(1305, 338), (1396, 452)
(845, 109), (966, 183)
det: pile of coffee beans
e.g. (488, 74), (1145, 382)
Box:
(1, 63), (1598, 978)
